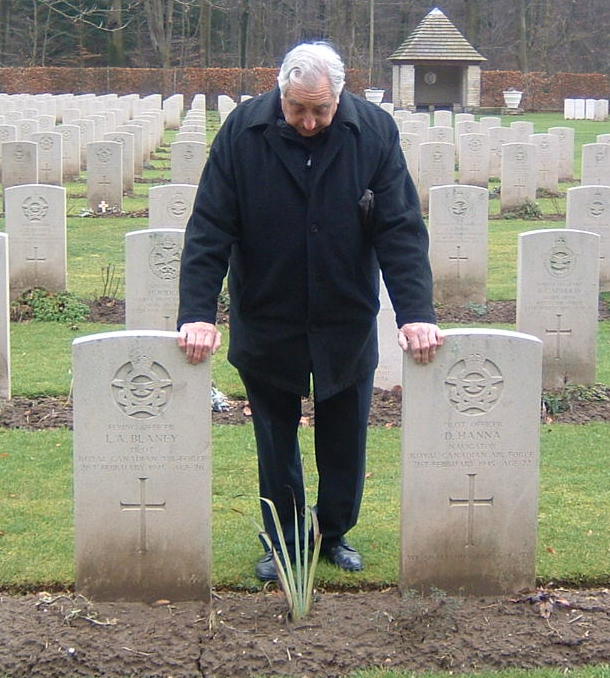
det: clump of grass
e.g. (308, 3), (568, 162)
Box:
(502, 199), (543, 220)
(10, 288), (90, 324)
(542, 383), (610, 415)
(259, 497), (322, 621)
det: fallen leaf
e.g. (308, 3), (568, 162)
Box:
(299, 416), (310, 427)
(242, 405), (252, 417)
(151, 599), (171, 607)
(539, 600), (553, 618)
(0, 453), (9, 458)
(365, 472), (373, 479)
(546, 546), (556, 554)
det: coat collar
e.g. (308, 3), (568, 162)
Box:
(246, 87), (361, 135)
(248, 88), (360, 197)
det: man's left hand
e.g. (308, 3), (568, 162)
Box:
(398, 322), (444, 364)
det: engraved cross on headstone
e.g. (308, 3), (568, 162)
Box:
(120, 476), (166, 554)
(98, 200), (108, 213)
(39, 163), (53, 182)
(449, 473), (493, 547)
(514, 174), (528, 198)
(448, 245), (469, 279)
(545, 313), (572, 359)
(26, 246), (46, 282)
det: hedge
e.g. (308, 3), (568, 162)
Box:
(0, 67), (606, 111)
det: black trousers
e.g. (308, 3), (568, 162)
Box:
(239, 370), (374, 554)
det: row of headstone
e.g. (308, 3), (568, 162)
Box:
(71, 326), (541, 600)
(375, 183), (608, 391)
(169, 95), (208, 186)
(564, 98), (609, 121)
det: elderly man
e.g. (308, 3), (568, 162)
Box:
(177, 42), (443, 581)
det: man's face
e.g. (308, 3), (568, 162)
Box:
(281, 77), (339, 137)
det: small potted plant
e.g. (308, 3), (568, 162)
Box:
(364, 88), (385, 105)
(502, 87), (523, 109)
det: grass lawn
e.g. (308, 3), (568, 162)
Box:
(1, 112), (609, 598)
(1, 420), (609, 590)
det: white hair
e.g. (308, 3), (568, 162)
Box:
(277, 42), (345, 99)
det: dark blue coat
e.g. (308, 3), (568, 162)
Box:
(178, 88), (435, 400)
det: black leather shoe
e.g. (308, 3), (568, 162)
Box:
(320, 538), (363, 572)
(255, 552), (278, 581)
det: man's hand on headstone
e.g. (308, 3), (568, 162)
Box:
(178, 322), (221, 364)
(398, 322), (444, 364)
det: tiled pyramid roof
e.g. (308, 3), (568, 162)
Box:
(389, 7), (486, 62)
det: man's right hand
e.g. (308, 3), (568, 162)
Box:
(177, 322), (222, 364)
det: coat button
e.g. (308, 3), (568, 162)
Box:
(311, 223), (319, 233)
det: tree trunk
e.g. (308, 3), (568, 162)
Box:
(518, 0), (528, 72)
(199, 0), (211, 67)
(108, 0), (126, 66)
(464, 0), (481, 49)
(143, 0), (175, 69)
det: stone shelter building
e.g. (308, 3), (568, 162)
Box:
(389, 7), (486, 111)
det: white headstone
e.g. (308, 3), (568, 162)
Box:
(163, 95), (183, 130)
(125, 229), (184, 331)
(433, 110), (452, 127)
(104, 131), (135, 193)
(375, 276), (401, 390)
(5, 184), (67, 299)
(479, 116), (502, 131)
(72, 330), (212, 601)
(581, 143), (610, 186)
(117, 124), (144, 178)
(401, 328), (542, 594)
(1, 141), (38, 188)
(488, 126), (515, 179)
(548, 127), (575, 181)
(31, 131), (63, 186)
(400, 133), (422, 188)
(73, 118), (95, 170)
(458, 133), (489, 187)
(529, 133), (559, 193)
(500, 143), (537, 211)
(175, 132), (206, 145)
(597, 134), (610, 144)
(410, 112), (430, 127)
(217, 95), (236, 126)
(585, 99), (596, 120)
(454, 113), (475, 126)
(454, 120), (482, 149)
(149, 184), (197, 230)
(429, 185), (488, 305)
(87, 141), (123, 212)
(593, 100), (607, 122)
(566, 185), (610, 292)
(509, 120), (535, 142)
(574, 99), (585, 119)
(417, 141), (455, 210)
(170, 141), (206, 185)
(16, 118), (39, 140)
(0, 233), (10, 399)
(427, 126), (453, 144)
(0, 124), (17, 166)
(564, 99), (575, 120)
(55, 124), (81, 181)
(516, 229), (600, 389)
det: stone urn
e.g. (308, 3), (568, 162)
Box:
(502, 89), (523, 109)
(364, 88), (385, 105)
